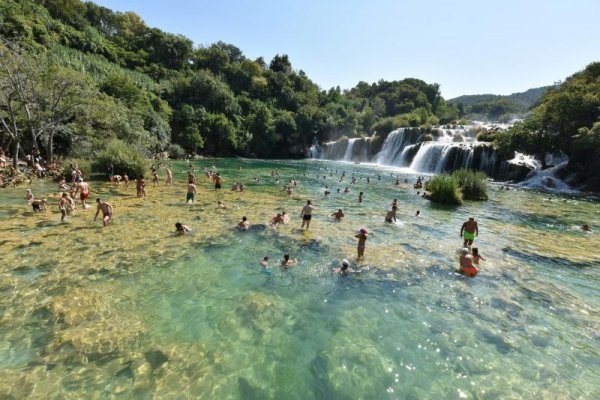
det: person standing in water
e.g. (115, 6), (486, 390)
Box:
(58, 193), (71, 222)
(94, 198), (113, 227)
(213, 173), (223, 191)
(385, 205), (397, 223)
(75, 180), (91, 209)
(358, 191), (364, 204)
(301, 200), (315, 229)
(460, 217), (478, 248)
(355, 228), (368, 260)
(186, 182), (197, 204)
(165, 167), (173, 185)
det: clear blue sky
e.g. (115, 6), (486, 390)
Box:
(92, 0), (599, 99)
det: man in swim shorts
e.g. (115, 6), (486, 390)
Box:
(76, 180), (90, 208)
(213, 174), (223, 191)
(31, 198), (47, 212)
(460, 217), (478, 248)
(94, 198), (113, 227)
(186, 182), (196, 204)
(301, 200), (314, 229)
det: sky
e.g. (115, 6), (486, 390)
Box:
(92, 0), (599, 99)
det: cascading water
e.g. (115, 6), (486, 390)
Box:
(317, 124), (535, 181)
(343, 138), (357, 161)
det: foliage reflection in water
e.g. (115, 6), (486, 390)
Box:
(0, 159), (599, 399)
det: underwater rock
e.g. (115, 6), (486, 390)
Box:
(144, 350), (169, 370)
(48, 286), (144, 356)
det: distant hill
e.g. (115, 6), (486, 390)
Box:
(448, 87), (550, 109)
(447, 87), (551, 121)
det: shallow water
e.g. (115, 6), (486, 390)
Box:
(1, 159), (599, 399)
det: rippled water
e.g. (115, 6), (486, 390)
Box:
(1, 159), (599, 399)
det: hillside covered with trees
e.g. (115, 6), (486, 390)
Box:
(0, 0), (459, 168)
(448, 87), (549, 122)
(482, 63), (600, 190)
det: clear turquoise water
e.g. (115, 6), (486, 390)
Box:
(0, 159), (599, 398)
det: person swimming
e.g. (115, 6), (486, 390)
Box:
(333, 259), (355, 276)
(175, 222), (191, 234)
(281, 253), (298, 269)
(238, 216), (250, 230)
(260, 256), (272, 274)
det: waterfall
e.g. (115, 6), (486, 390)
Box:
(376, 129), (406, 164)
(343, 138), (357, 161)
(315, 124), (537, 181)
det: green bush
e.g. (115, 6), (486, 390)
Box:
(428, 175), (462, 205)
(59, 158), (92, 180)
(167, 143), (186, 159)
(453, 169), (488, 200)
(93, 139), (148, 178)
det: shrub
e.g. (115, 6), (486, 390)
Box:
(167, 143), (186, 159)
(453, 169), (488, 200)
(428, 175), (462, 205)
(60, 158), (92, 180)
(93, 139), (148, 178)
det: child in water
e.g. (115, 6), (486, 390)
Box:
(472, 248), (485, 265)
(355, 228), (368, 260)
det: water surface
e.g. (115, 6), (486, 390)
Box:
(0, 159), (599, 399)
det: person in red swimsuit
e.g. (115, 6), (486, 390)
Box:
(459, 248), (478, 277)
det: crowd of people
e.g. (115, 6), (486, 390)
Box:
(18, 160), (594, 278)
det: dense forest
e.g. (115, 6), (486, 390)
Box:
(0, 0), (459, 168)
(1, 0), (598, 190)
(448, 87), (549, 122)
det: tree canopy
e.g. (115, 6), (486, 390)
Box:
(0, 0), (484, 163)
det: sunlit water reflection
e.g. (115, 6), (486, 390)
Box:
(0, 159), (599, 399)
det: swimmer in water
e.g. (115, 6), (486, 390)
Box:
(175, 222), (191, 234)
(260, 256), (272, 274)
(238, 216), (250, 230)
(332, 259), (355, 276)
(269, 213), (285, 227)
(472, 247), (485, 265)
(217, 200), (227, 209)
(331, 209), (344, 221)
(458, 248), (477, 277)
(582, 224), (592, 232)
(281, 253), (298, 269)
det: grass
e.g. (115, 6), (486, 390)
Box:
(428, 169), (488, 204)
(453, 169), (489, 200)
(428, 175), (462, 205)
